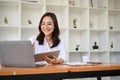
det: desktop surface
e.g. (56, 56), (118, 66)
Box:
(0, 63), (120, 76)
(0, 63), (120, 80)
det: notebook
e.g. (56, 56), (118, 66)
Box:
(0, 40), (46, 68)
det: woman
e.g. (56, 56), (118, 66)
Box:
(29, 12), (67, 65)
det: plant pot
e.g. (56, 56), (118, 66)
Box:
(75, 47), (79, 51)
(92, 46), (99, 51)
(110, 26), (113, 30)
(93, 46), (98, 49)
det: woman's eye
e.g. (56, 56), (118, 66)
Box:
(48, 23), (52, 25)
(41, 23), (45, 25)
(41, 22), (52, 26)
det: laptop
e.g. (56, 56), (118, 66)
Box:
(0, 40), (42, 68)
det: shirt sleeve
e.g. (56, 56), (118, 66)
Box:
(58, 41), (67, 62)
(29, 36), (36, 44)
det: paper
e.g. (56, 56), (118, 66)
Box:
(64, 62), (90, 66)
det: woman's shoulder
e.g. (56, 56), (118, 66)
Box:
(60, 39), (64, 43)
(29, 35), (37, 40)
(29, 35), (37, 44)
(58, 39), (65, 46)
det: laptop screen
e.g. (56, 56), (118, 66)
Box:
(0, 40), (36, 68)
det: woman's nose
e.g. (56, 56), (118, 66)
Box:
(44, 24), (48, 27)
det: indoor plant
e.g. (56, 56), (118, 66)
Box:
(28, 19), (32, 24)
(75, 44), (80, 51)
(110, 42), (113, 50)
(73, 18), (77, 28)
(92, 42), (99, 50)
(4, 17), (8, 24)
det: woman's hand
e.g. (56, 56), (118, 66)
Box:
(43, 55), (64, 65)
(32, 42), (35, 53)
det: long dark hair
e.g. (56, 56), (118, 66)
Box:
(37, 12), (60, 48)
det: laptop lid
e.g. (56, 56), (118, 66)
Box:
(0, 40), (36, 68)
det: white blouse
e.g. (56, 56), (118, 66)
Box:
(29, 36), (67, 65)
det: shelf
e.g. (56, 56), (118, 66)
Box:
(0, 1), (19, 26)
(90, 31), (108, 51)
(108, 0), (120, 10)
(21, 0), (45, 4)
(0, 27), (20, 41)
(69, 28), (88, 31)
(89, 8), (108, 30)
(110, 52), (120, 64)
(90, 29), (107, 31)
(90, 51), (108, 53)
(109, 28), (118, 31)
(46, 5), (68, 29)
(21, 27), (38, 40)
(110, 51), (120, 53)
(89, 0), (107, 8)
(21, 1), (44, 8)
(0, 1), (120, 79)
(21, 2), (45, 27)
(0, 0), (19, 7)
(69, 30), (89, 52)
(69, 0), (88, 7)
(69, 51), (89, 53)
(69, 51), (89, 62)
(46, 0), (67, 6)
(0, 25), (19, 28)
(108, 10), (120, 30)
(90, 52), (109, 63)
(109, 31), (120, 51)
(69, 7), (89, 29)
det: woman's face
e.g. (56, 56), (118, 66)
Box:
(41, 16), (54, 36)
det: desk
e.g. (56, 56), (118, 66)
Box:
(68, 64), (120, 80)
(0, 64), (120, 80)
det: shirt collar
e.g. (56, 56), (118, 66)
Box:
(44, 38), (53, 47)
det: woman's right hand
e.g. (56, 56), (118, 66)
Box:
(32, 42), (35, 53)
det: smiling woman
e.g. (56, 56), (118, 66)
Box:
(41, 16), (55, 46)
(29, 12), (67, 66)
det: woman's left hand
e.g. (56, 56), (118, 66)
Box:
(43, 55), (63, 65)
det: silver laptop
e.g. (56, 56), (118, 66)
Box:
(0, 40), (38, 68)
